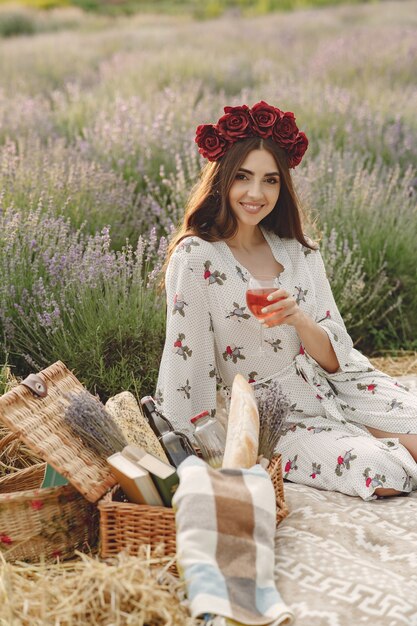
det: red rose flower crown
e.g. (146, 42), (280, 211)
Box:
(195, 100), (308, 168)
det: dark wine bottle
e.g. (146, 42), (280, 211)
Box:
(140, 396), (196, 467)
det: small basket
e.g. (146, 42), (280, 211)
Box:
(0, 463), (98, 563)
(0, 361), (115, 563)
(98, 454), (288, 568)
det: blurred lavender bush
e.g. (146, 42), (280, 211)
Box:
(0, 201), (167, 399)
(0, 1), (416, 395)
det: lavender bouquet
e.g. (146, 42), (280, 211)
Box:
(64, 391), (128, 458)
(253, 381), (291, 462)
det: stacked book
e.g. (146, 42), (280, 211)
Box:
(107, 445), (179, 507)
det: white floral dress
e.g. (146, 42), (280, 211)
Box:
(156, 227), (417, 500)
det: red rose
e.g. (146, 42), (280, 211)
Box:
(217, 105), (253, 140)
(174, 340), (182, 348)
(337, 455), (344, 465)
(326, 310), (331, 318)
(204, 270), (211, 279)
(365, 477), (372, 488)
(250, 101), (282, 138)
(287, 132), (309, 168)
(285, 461), (292, 473)
(367, 384), (376, 392)
(195, 124), (230, 161)
(0, 535), (12, 545)
(299, 344), (305, 355)
(272, 111), (299, 147)
(31, 499), (44, 511)
(226, 346), (233, 355)
(311, 473), (317, 479)
(248, 378), (255, 384)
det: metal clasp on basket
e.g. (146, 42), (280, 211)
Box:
(21, 374), (48, 398)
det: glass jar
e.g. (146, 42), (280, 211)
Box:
(190, 411), (226, 469)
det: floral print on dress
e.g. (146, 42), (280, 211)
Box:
(294, 286), (308, 304)
(226, 302), (250, 322)
(317, 310), (331, 323)
(179, 238), (200, 253)
(284, 421), (307, 434)
(288, 402), (305, 414)
(173, 293), (188, 317)
(222, 344), (245, 363)
(209, 312), (214, 332)
(387, 399), (404, 411)
(363, 468), (386, 489)
(209, 363), (223, 387)
(177, 379), (191, 399)
(307, 425), (332, 434)
(173, 333), (192, 360)
(284, 455), (298, 479)
(248, 372), (270, 390)
(204, 261), (226, 285)
(403, 475), (412, 491)
(394, 380), (410, 391)
(154, 388), (164, 405)
(357, 382), (377, 394)
(310, 462), (321, 478)
(236, 266), (248, 282)
(265, 338), (283, 352)
(335, 449), (357, 476)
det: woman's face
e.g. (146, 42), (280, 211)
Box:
(228, 148), (281, 229)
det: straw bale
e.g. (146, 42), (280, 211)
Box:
(0, 550), (199, 626)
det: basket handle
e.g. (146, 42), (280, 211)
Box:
(21, 374), (48, 398)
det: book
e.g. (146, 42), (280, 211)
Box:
(107, 452), (163, 506)
(122, 444), (179, 506)
(41, 464), (69, 488)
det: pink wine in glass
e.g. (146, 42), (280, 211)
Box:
(246, 288), (276, 320)
(246, 275), (279, 354)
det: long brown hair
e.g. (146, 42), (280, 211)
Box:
(164, 136), (315, 273)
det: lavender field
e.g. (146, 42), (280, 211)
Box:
(0, 1), (416, 398)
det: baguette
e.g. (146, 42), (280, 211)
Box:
(222, 373), (259, 469)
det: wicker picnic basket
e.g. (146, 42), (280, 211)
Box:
(0, 361), (114, 562)
(0, 463), (98, 562)
(0, 361), (288, 569)
(98, 453), (288, 563)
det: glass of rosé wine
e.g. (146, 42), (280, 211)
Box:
(246, 275), (280, 354)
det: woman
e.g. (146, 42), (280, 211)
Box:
(156, 101), (417, 500)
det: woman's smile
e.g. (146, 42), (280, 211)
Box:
(228, 149), (281, 227)
(240, 202), (265, 214)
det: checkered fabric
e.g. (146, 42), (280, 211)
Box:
(173, 457), (293, 626)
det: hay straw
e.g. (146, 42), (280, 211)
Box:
(0, 549), (200, 626)
(0, 368), (42, 477)
(369, 352), (417, 377)
(0, 433), (43, 478)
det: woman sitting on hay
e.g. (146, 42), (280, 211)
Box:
(157, 100), (417, 500)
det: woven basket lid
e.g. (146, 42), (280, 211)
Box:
(0, 361), (116, 503)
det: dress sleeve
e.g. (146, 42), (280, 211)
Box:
(155, 247), (217, 441)
(305, 247), (354, 372)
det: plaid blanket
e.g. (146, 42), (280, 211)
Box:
(173, 457), (293, 626)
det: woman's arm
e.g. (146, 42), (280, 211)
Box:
(261, 290), (340, 373)
(261, 247), (354, 374)
(156, 246), (218, 441)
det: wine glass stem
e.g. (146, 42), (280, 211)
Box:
(259, 321), (264, 353)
